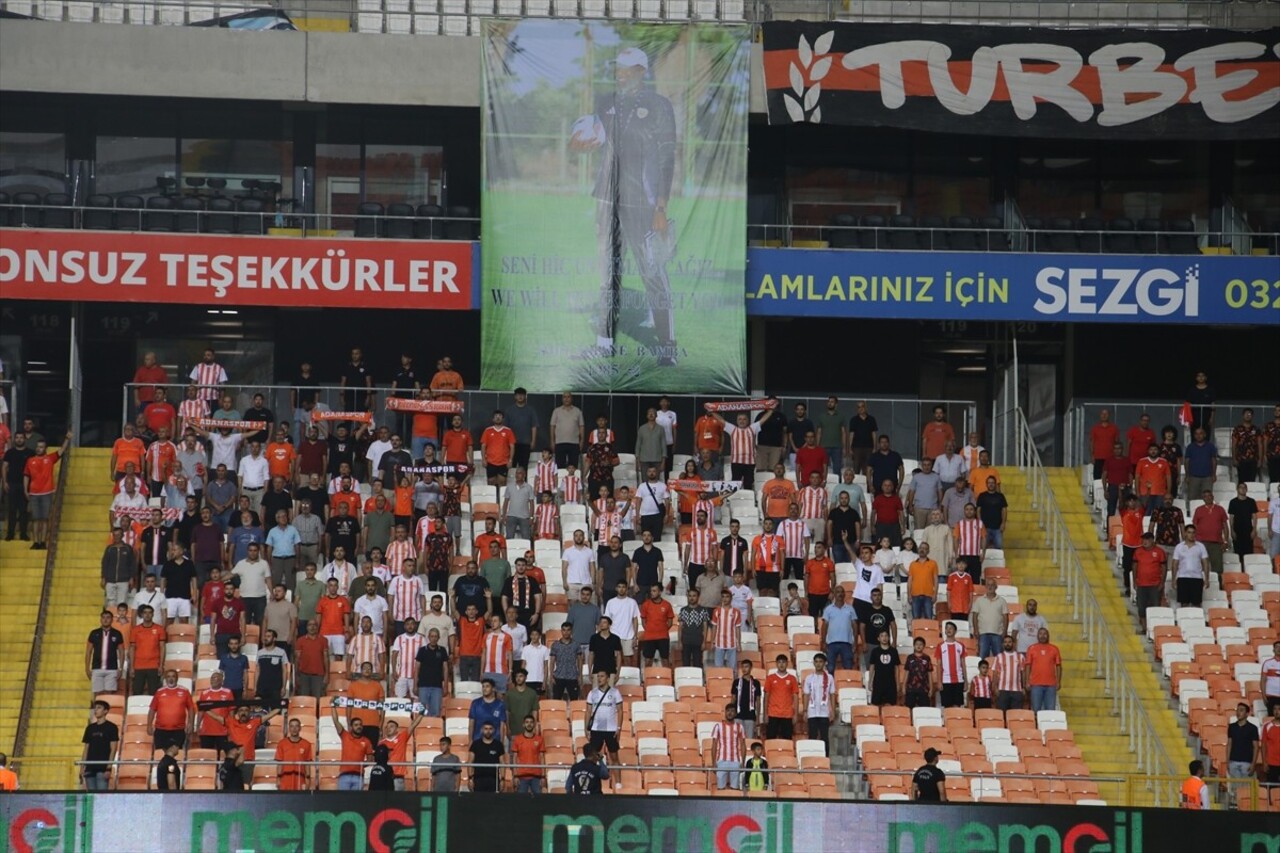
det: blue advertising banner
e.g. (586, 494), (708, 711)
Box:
(745, 248), (1280, 324)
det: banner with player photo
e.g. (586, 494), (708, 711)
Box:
(480, 20), (750, 393)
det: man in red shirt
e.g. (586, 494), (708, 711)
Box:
(132, 352), (169, 413)
(1101, 441), (1133, 520)
(870, 479), (906, 547)
(794, 431), (828, 486)
(694, 410), (725, 466)
(147, 669), (196, 751)
(143, 388), (177, 436)
(921, 406), (955, 462)
(1191, 491), (1229, 579)
(1125, 414), (1156, 472)
(1134, 443), (1171, 514)
(804, 541), (835, 617)
(1133, 532), (1167, 633)
(480, 411), (516, 486)
(24, 431), (71, 551)
(638, 584), (675, 668)
(196, 670), (234, 753)
(1089, 409), (1120, 482)
(1119, 497), (1145, 597)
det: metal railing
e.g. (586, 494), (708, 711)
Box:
(8, 0), (1277, 31)
(1062, 399), (1275, 469)
(59, 756), (1131, 802)
(1008, 406), (1183, 805)
(121, 382), (977, 463)
(0, 202), (480, 241)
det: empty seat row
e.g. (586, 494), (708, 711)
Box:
(0, 191), (266, 234)
(826, 214), (1009, 252)
(354, 202), (478, 240)
(1024, 216), (1200, 255)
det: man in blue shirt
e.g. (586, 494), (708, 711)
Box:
(218, 635), (251, 700)
(819, 586), (858, 673)
(264, 510), (301, 594)
(227, 513), (264, 566)
(468, 678), (508, 742)
(1183, 427), (1218, 512)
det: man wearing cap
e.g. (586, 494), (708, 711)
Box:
(1132, 531), (1168, 634)
(570, 46), (678, 366)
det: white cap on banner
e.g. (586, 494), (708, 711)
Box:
(615, 47), (649, 70)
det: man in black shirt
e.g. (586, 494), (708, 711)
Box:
(588, 618), (623, 677)
(390, 354), (420, 438)
(87, 610), (126, 696)
(415, 628), (451, 717)
(912, 748), (947, 802)
(242, 393), (274, 445)
(340, 347), (374, 413)
(974, 477), (1009, 550)
(451, 562), (491, 620)
(567, 744), (610, 794)
(719, 520), (749, 580)
(219, 744), (247, 791)
(324, 506), (360, 560)
(160, 543), (199, 624)
(1226, 701), (1260, 806)
(81, 699), (120, 790)
(256, 630), (290, 709)
(867, 435), (905, 491)
(754, 398), (786, 475)
(156, 743), (182, 790)
(327, 426), (359, 480)
(599, 537), (632, 604)
(629, 532), (663, 595)
(468, 722), (506, 792)
(847, 401), (879, 483)
(261, 478), (294, 524)
(826, 491), (862, 564)
(378, 436), (414, 487)
(296, 480), (328, 524)
(367, 744), (396, 791)
(1227, 484), (1259, 571)
(862, 588), (897, 663)
(729, 659), (763, 739)
(175, 496), (201, 550)
(786, 403), (815, 465)
(3, 433), (36, 540)
(677, 590), (711, 668)
(501, 558), (544, 630)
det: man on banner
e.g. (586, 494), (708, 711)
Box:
(570, 46), (678, 366)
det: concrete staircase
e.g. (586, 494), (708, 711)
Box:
(1001, 467), (1190, 806)
(18, 448), (116, 789)
(0, 526), (48, 755)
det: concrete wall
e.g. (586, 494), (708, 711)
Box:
(0, 20), (767, 111)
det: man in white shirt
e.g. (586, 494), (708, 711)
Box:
(636, 466), (671, 541)
(365, 426), (393, 476)
(237, 441), (270, 515)
(803, 653), (836, 754)
(354, 577), (391, 636)
(655, 398), (677, 475)
(850, 543), (886, 624)
(602, 581), (641, 666)
(521, 630), (551, 693)
(1172, 524), (1211, 608)
(109, 478), (148, 527)
(1269, 486), (1280, 559)
(131, 574), (167, 626)
(1007, 599), (1047, 655)
(562, 530), (598, 602)
(320, 547), (356, 593)
(232, 542), (273, 627)
(201, 427), (245, 483)
(932, 440), (966, 492)
(584, 671), (624, 780)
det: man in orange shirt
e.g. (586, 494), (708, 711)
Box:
(316, 578), (353, 660)
(110, 423), (146, 481)
(1119, 496), (1145, 597)
(206, 704), (280, 780)
(441, 415), (473, 465)
(474, 517), (507, 561)
(128, 604), (166, 695)
(147, 669), (196, 750)
(0, 755), (17, 791)
(330, 477), (362, 522)
(694, 410), (725, 466)
(804, 541), (835, 617)
(24, 431), (71, 551)
(921, 405), (955, 462)
(1134, 443), (1171, 514)
(331, 702), (374, 790)
(1023, 627), (1062, 713)
(481, 411), (516, 486)
(196, 669), (234, 753)
(908, 542), (939, 620)
(347, 661), (386, 745)
(760, 463), (797, 529)
(429, 357), (464, 401)
(276, 717), (314, 791)
(265, 427), (297, 484)
(945, 559), (974, 620)
(378, 713), (424, 791)
(763, 654), (800, 740)
(638, 584), (675, 667)
(456, 603), (486, 683)
(511, 713), (546, 794)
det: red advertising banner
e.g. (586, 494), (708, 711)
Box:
(0, 228), (474, 309)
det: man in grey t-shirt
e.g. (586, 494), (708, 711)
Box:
(504, 388), (540, 471)
(907, 458), (942, 531)
(430, 738), (463, 791)
(550, 393), (585, 469)
(568, 588), (602, 654)
(502, 467), (536, 540)
(1008, 599), (1047, 654)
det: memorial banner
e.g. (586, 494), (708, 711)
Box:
(762, 22), (1280, 139)
(0, 229), (475, 309)
(481, 20), (750, 392)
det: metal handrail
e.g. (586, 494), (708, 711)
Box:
(1009, 406), (1182, 806)
(1062, 399), (1274, 469)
